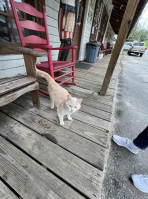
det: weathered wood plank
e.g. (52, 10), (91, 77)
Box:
(24, 94), (72, 127)
(0, 181), (18, 199)
(80, 104), (112, 121)
(0, 76), (26, 85)
(69, 119), (109, 147)
(74, 110), (110, 131)
(0, 77), (36, 96)
(40, 89), (111, 124)
(74, 76), (116, 89)
(17, 94), (111, 131)
(75, 68), (119, 81)
(67, 90), (113, 107)
(0, 45), (47, 57)
(39, 78), (114, 103)
(75, 70), (117, 81)
(0, 101), (107, 170)
(0, 111), (102, 199)
(70, 92), (113, 109)
(37, 85), (113, 113)
(71, 93), (113, 113)
(24, 94), (110, 146)
(0, 82), (39, 107)
(65, 85), (114, 102)
(72, 80), (116, 96)
(0, 135), (86, 199)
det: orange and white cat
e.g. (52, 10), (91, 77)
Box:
(36, 69), (82, 125)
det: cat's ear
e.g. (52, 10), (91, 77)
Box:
(78, 98), (83, 104)
(67, 95), (71, 101)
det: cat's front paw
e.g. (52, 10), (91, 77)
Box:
(60, 121), (64, 126)
(67, 116), (72, 121)
(50, 105), (54, 109)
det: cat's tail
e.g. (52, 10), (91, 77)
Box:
(36, 68), (55, 84)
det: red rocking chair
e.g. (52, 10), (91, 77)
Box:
(10, 0), (77, 96)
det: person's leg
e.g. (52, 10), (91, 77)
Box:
(133, 126), (148, 150)
(113, 127), (148, 154)
(112, 134), (140, 154)
(113, 126), (148, 154)
(113, 127), (148, 192)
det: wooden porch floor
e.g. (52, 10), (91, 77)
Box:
(0, 55), (120, 199)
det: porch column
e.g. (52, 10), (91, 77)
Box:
(100, 0), (139, 96)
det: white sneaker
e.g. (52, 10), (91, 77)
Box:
(131, 174), (148, 193)
(112, 135), (139, 154)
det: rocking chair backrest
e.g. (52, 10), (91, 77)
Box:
(10, 0), (50, 47)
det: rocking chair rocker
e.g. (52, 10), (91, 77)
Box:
(10, 0), (77, 96)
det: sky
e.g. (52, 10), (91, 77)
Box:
(138, 3), (148, 30)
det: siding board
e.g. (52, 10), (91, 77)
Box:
(0, 59), (25, 70)
(46, 0), (59, 11)
(46, 6), (58, 20)
(49, 35), (60, 43)
(0, 55), (23, 61)
(48, 26), (59, 36)
(46, 16), (58, 28)
(0, 66), (26, 79)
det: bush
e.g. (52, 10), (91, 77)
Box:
(144, 40), (148, 47)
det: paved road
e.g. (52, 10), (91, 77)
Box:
(101, 50), (148, 199)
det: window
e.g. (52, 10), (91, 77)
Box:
(134, 42), (144, 46)
(126, 42), (132, 46)
(0, 0), (44, 45)
(0, 0), (19, 44)
(139, 43), (144, 46)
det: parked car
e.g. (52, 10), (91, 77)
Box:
(127, 42), (147, 57)
(123, 42), (133, 51)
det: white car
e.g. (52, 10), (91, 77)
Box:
(128, 42), (147, 57)
(123, 42), (133, 51)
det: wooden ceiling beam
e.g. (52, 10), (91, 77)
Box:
(112, 3), (126, 8)
(111, 12), (124, 19)
(113, 7), (125, 14)
(110, 24), (122, 30)
(112, 0), (127, 6)
(110, 20), (122, 27)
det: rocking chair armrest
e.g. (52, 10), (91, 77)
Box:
(26, 45), (53, 50)
(26, 45), (77, 51)
(0, 45), (47, 57)
(51, 46), (78, 50)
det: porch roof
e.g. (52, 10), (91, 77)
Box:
(110, 0), (147, 35)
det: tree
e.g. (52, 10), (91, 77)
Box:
(129, 22), (148, 41)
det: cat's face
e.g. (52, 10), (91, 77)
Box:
(65, 95), (82, 114)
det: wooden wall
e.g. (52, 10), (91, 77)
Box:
(0, 0), (60, 79)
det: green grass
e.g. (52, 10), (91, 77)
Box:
(144, 40), (148, 47)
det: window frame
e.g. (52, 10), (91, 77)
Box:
(0, 0), (19, 45)
(0, 0), (44, 46)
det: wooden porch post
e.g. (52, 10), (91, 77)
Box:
(100, 0), (139, 96)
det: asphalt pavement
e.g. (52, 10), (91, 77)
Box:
(101, 49), (148, 199)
